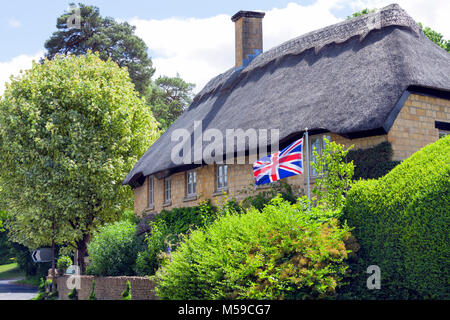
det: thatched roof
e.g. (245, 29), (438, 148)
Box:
(124, 4), (450, 187)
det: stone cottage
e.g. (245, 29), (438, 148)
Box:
(123, 4), (450, 216)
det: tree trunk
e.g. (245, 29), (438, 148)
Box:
(76, 234), (90, 274)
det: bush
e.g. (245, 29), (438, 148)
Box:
(87, 220), (141, 276)
(135, 200), (224, 276)
(241, 182), (298, 211)
(154, 196), (351, 300)
(342, 136), (450, 299)
(57, 255), (72, 271)
(68, 288), (78, 300)
(89, 280), (97, 300)
(121, 281), (132, 300)
(345, 142), (400, 180)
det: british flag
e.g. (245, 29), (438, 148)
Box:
(253, 138), (303, 185)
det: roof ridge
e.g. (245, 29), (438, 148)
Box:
(194, 3), (420, 102)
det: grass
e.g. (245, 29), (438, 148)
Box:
(0, 262), (40, 287)
(15, 276), (41, 287)
(0, 262), (24, 280)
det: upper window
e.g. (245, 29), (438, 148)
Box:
(164, 177), (171, 203)
(310, 134), (330, 177)
(186, 170), (197, 197)
(216, 164), (228, 190)
(148, 176), (154, 207)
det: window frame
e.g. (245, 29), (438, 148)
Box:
(439, 129), (449, 139)
(164, 176), (171, 204)
(216, 164), (228, 191)
(186, 169), (197, 197)
(309, 134), (330, 177)
(147, 176), (154, 208)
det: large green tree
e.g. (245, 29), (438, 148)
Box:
(44, 3), (155, 95)
(147, 75), (195, 131)
(0, 53), (159, 271)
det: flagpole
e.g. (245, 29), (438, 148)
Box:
(304, 128), (311, 211)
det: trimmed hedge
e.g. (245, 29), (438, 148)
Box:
(342, 136), (450, 299)
(345, 142), (400, 180)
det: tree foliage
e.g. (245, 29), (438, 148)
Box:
(311, 137), (354, 211)
(418, 22), (450, 52)
(44, 3), (155, 95)
(346, 8), (376, 19)
(147, 75), (195, 131)
(0, 52), (159, 270)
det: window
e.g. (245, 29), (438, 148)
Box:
(186, 170), (197, 197)
(439, 130), (449, 139)
(164, 177), (171, 203)
(216, 164), (228, 190)
(309, 134), (330, 177)
(147, 176), (154, 207)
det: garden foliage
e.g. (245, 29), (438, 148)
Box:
(342, 135), (450, 299)
(345, 142), (400, 180)
(135, 200), (232, 276)
(87, 220), (141, 276)
(154, 196), (351, 300)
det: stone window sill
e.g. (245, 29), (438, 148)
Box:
(183, 195), (197, 202)
(162, 200), (172, 207)
(144, 204), (155, 212)
(212, 188), (229, 197)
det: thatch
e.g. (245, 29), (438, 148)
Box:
(124, 4), (450, 187)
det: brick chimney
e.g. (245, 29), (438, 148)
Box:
(231, 11), (265, 69)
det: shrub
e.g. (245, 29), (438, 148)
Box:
(154, 196), (351, 300)
(345, 142), (400, 180)
(89, 280), (97, 300)
(342, 136), (450, 299)
(68, 288), (78, 300)
(241, 182), (298, 211)
(87, 220), (141, 276)
(57, 255), (72, 271)
(135, 200), (224, 276)
(121, 281), (132, 300)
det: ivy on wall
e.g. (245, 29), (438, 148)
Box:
(345, 142), (400, 180)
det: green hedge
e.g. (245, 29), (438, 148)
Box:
(342, 136), (450, 299)
(154, 197), (351, 300)
(87, 220), (141, 276)
(345, 142), (400, 180)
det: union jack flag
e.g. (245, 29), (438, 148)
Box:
(253, 138), (304, 185)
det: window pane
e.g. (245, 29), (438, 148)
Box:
(224, 165), (228, 186)
(165, 178), (171, 201)
(148, 177), (153, 205)
(217, 166), (223, 188)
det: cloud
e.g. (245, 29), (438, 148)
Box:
(0, 51), (43, 96)
(129, 1), (345, 93)
(8, 18), (21, 28)
(1, 1), (447, 97)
